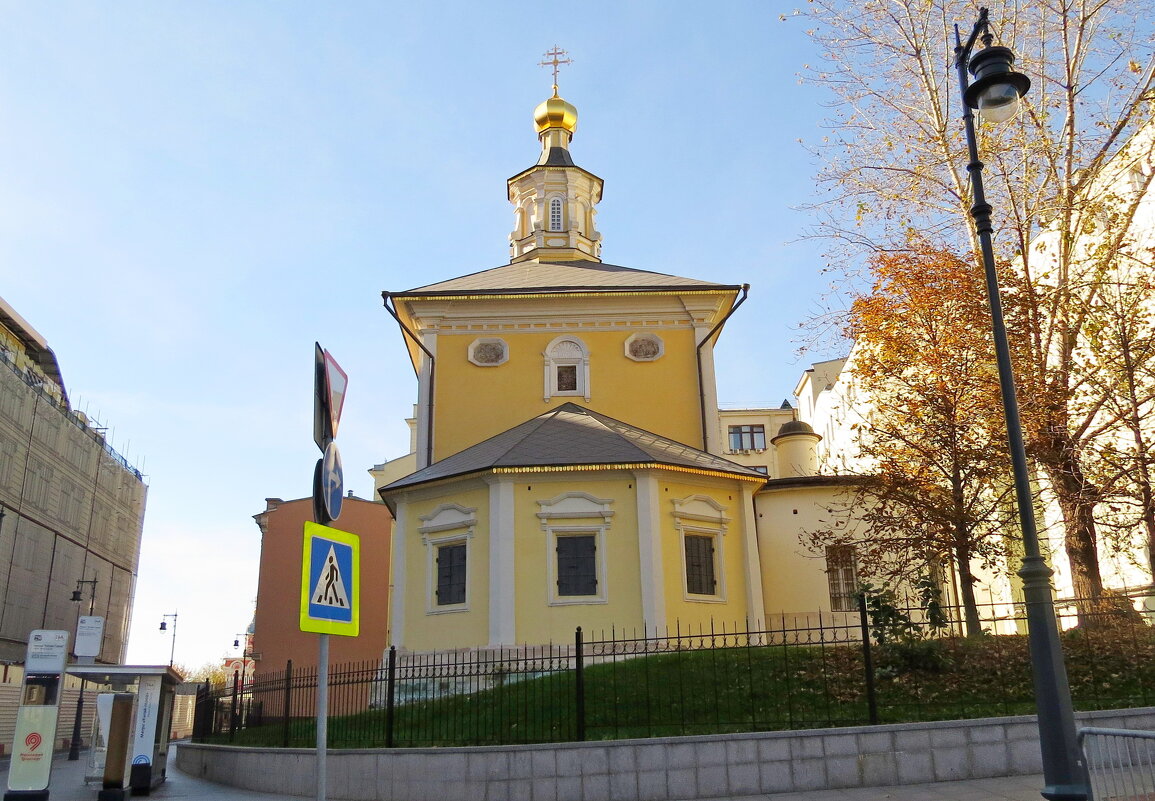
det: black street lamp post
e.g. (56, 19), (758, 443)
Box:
(68, 577), (98, 761)
(953, 9), (1088, 800)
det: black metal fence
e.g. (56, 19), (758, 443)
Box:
(192, 596), (1155, 748)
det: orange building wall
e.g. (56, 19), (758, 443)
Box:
(250, 496), (392, 678)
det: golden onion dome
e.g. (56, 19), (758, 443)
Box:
(533, 87), (578, 134)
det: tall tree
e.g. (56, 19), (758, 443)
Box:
(803, 244), (1015, 635)
(797, 0), (1155, 610)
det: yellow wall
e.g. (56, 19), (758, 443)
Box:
(433, 326), (703, 460)
(754, 483), (866, 619)
(512, 477), (644, 642)
(658, 479), (751, 632)
(401, 486), (491, 652)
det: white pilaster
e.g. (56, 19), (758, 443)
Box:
(739, 484), (765, 629)
(414, 332), (437, 469)
(488, 478), (516, 646)
(634, 471), (666, 634)
(389, 500), (408, 647)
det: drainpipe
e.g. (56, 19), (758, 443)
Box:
(696, 284), (750, 451)
(382, 292), (435, 468)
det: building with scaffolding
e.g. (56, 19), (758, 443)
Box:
(0, 295), (147, 664)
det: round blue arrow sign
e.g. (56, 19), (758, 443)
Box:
(322, 441), (344, 521)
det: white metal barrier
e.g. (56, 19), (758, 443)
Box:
(1080, 727), (1155, 801)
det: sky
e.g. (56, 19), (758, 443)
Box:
(0, 1), (849, 669)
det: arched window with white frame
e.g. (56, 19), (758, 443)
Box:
(543, 336), (590, 401)
(548, 197), (564, 232)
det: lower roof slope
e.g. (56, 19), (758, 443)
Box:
(379, 403), (767, 494)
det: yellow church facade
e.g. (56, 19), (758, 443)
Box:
(379, 86), (843, 652)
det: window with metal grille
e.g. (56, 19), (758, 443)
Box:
(728, 424), (766, 451)
(435, 543), (466, 606)
(826, 545), (858, 611)
(684, 534), (717, 595)
(556, 535), (597, 596)
(549, 198), (563, 231)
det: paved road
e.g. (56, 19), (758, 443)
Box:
(4, 747), (1053, 800)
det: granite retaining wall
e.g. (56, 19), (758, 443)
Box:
(175, 706), (1155, 800)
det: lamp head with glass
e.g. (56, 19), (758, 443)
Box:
(964, 45), (1032, 123)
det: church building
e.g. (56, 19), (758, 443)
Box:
(377, 83), (843, 653)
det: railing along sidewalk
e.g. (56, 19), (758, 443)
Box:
(1080, 727), (1155, 801)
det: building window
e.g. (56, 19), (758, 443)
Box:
(435, 543), (467, 606)
(538, 492), (613, 605)
(728, 424), (766, 451)
(753, 465), (769, 475)
(25, 460), (52, 510)
(549, 197), (564, 231)
(420, 503), (476, 614)
(684, 534), (717, 596)
(826, 545), (858, 612)
(624, 333), (664, 362)
(672, 494), (729, 602)
(544, 336), (590, 400)
(556, 534), (597, 596)
(468, 338), (508, 367)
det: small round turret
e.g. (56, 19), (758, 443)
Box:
(772, 420), (822, 477)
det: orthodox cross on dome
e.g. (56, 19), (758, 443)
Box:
(539, 46), (573, 91)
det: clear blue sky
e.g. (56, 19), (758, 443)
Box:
(0, 1), (842, 668)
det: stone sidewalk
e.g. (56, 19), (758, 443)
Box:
(4, 747), (1052, 800)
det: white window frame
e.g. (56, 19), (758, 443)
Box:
(543, 336), (591, 401)
(419, 503), (477, 615)
(672, 495), (729, 603)
(548, 197), (564, 232)
(546, 527), (607, 605)
(468, 337), (509, 367)
(538, 491), (614, 606)
(624, 332), (664, 362)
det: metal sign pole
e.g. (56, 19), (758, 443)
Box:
(316, 633), (329, 801)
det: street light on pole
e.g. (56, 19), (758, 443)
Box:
(232, 634), (254, 694)
(953, 9), (1088, 800)
(67, 577), (98, 761)
(159, 613), (178, 666)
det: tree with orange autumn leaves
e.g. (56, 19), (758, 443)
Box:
(804, 244), (1015, 636)
(795, 0), (1155, 613)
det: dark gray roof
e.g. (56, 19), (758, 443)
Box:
(380, 403), (767, 493)
(774, 420), (816, 438)
(394, 259), (738, 295)
(539, 147), (575, 167)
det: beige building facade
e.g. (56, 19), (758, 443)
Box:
(0, 296), (147, 663)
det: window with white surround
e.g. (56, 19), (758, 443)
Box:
(555, 533), (598, 596)
(672, 495), (729, 602)
(419, 503), (477, 613)
(543, 336), (590, 401)
(684, 533), (717, 595)
(538, 492), (613, 605)
(435, 543), (467, 605)
(549, 197), (564, 231)
(468, 338), (508, 367)
(624, 332), (664, 362)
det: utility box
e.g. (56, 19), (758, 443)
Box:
(66, 665), (182, 799)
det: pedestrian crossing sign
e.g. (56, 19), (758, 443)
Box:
(300, 522), (360, 636)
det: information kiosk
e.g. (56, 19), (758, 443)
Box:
(65, 665), (182, 799)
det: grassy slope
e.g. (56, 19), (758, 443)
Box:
(208, 622), (1155, 748)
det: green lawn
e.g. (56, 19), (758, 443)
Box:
(202, 622), (1155, 749)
